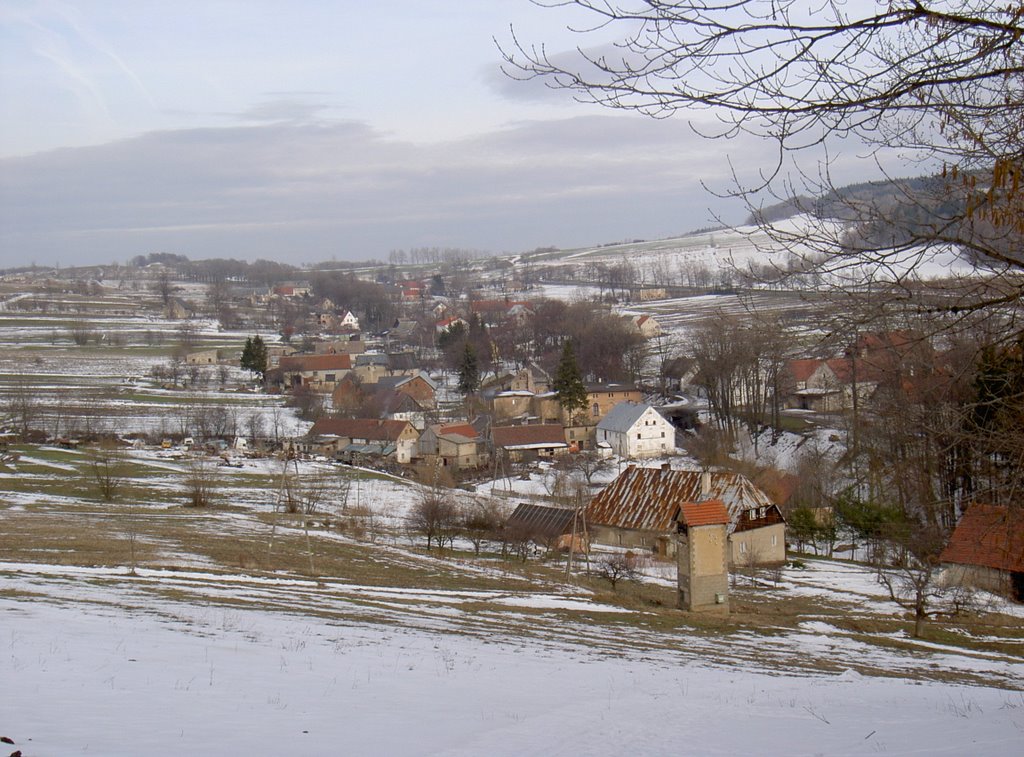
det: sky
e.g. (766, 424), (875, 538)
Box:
(0, 1), (878, 269)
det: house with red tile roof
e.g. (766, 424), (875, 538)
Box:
(626, 314), (663, 338)
(940, 504), (1024, 601)
(274, 353), (353, 392)
(782, 357), (884, 412)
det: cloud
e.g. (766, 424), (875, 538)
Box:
(235, 98), (338, 124)
(484, 40), (648, 105)
(0, 114), (766, 266)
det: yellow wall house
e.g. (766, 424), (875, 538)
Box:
(586, 465), (786, 565)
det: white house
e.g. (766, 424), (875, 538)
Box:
(338, 310), (360, 330)
(596, 401), (675, 459)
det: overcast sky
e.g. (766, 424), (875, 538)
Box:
(0, 1), (875, 268)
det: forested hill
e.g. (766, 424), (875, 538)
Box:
(746, 174), (970, 249)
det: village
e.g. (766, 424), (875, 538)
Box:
(1, 242), (1022, 757)
(1, 246), (1020, 621)
(5, 2), (1024, 753)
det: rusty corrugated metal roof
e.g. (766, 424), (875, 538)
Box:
(585, 466), (775, 533)
(507, 503), (578, 539)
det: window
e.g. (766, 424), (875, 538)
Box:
(771, 534), (778, 547)
(637, 433), (641, 440)
(739, 542), (747, 553)
(592, 403), (600, 417)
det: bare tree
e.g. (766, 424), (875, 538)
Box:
(245, 412), (266, 448)
(152, 270), (177, 307)
(460, 499), (503, 556)
(877, 525), (951, 638)
(90, 443), (126, 501)
(2, 380), (39, 439)
(594, 552), (641, 591)
(283, 468), (333, 515)
(184, 457), (218, 508)
(408, 485), (458, 551)
(556, 449), (613, 487)
(504, 2), (1024, 339)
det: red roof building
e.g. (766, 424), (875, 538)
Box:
(679, 500), (731, 527)
(941, 504), (1024, 600)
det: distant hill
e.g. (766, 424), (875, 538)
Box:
(745, 174), (971, 250)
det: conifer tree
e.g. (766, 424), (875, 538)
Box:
(240, 335), (268, 380)
(553, 340), (588, 422)
(457, 343), (480, 396)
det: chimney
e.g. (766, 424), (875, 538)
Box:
(700, 469), (712, 499)
(661, 462), (671, 472)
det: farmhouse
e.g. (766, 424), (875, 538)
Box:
(313, 336), (365, 356)
(585, 466), (786, 564)
(585, 383), (643, 422)
(276, 353), (353, 392)
(164, 297), (194, 320)
(305, 418), (418, 464)
(419, 423), (489, 470)
(383, 371), (437, 409)
(492, 424), (568, 462)
(510, 363), (551, 393)
(628, 314), (663, 338)
(492, 390), (534, 423)
(272, 282), (312, 298)
(506, 503), (582, 551)
(783, 358), (882, 412)
(940, 504), (1024, 601)
(596, 402), (675, 459)
(185, 349), (219, 365)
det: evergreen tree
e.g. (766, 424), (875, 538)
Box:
(429, 274), (446, 296)
(457, 343), (480, 395)
(553, 340), (588, 421)
(240, 335), (268, 380)
(240, 337), (254, 370)
(437, 321), (466, 351)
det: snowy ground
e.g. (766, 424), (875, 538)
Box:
(0, 293), (308, 439)
(3, 439), (1023, 756)
(3, 558), (1023, 756)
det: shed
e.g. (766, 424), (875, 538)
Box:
(506, 503), (579, 547)
(940, 504), (1024, 601)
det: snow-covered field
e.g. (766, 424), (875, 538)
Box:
(0, 294), (308, 439)
(539, 217), (979, 288)
(3, 557), (1023, 756)
(2, 442), (1022, 756)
